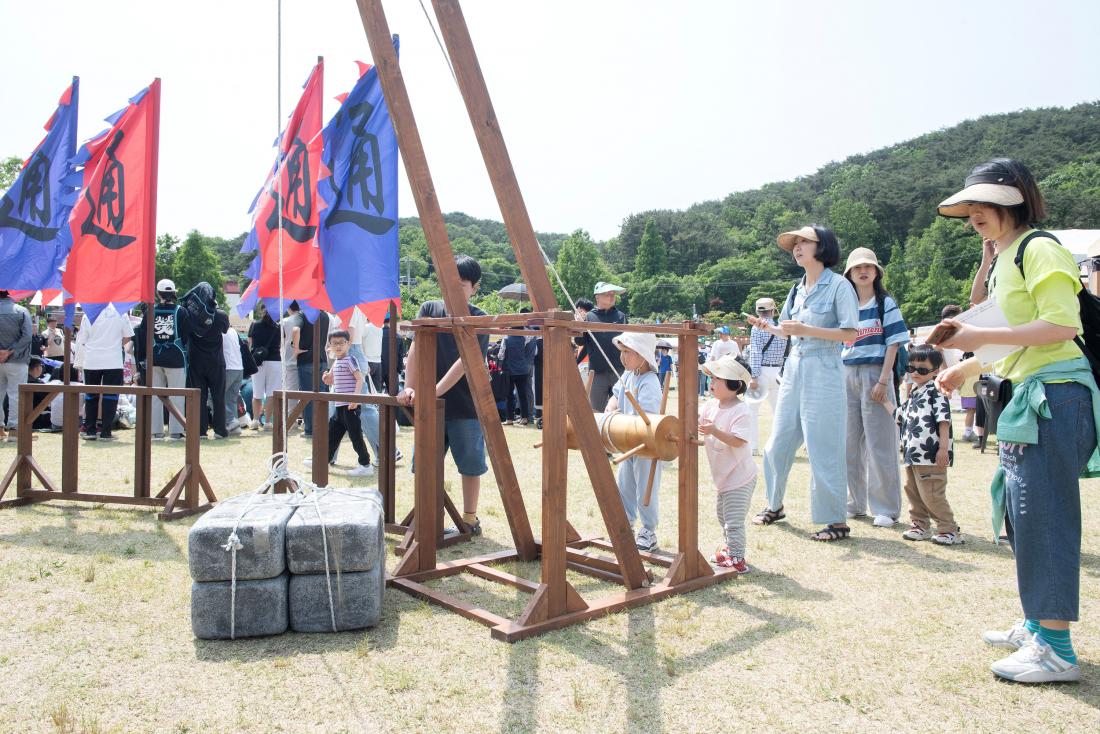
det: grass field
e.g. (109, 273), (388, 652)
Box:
(1, 398), (1099, 733)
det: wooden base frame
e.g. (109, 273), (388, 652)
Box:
(0, 383), (216, 520)
(387, 315), (733, 641)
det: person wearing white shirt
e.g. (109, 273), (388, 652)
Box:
(75, 306), (133, 441)
(222, 329), (244, 434)
(708, 327), (742, 361)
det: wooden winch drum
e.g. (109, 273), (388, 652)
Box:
(566, 412), (681, 462)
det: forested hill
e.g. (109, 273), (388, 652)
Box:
(399, 101), (1100, 326)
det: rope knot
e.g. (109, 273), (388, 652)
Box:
(222, 532), (243, 553)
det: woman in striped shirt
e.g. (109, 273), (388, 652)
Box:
(841, 247), (909, 527)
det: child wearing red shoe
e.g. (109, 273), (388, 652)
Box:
(700, 354), (758, 573)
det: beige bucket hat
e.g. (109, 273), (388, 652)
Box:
(777, 225), (819, 252)
(703, 354), (752, 384)
(594, 281), (626, 295)
(755, 297), (777, 311)
(612, 332), (659, 373)
(843, 247), (883, 275)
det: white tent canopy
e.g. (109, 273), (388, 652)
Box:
(1048, 229), (1100, 260)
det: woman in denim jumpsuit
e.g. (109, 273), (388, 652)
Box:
(749, 226), (859, 541)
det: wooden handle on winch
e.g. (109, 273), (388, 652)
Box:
(624, 391), (650, 425)
(612, 444), (646, 465)
(642, 457), (659, 507)
(659, 370), (671, 414)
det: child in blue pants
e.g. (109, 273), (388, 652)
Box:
(605, 332), (664, 551)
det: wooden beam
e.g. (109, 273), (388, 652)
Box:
(467, 563), (540, 593)
(677, 330), (703, 580)
(356, 0), (536, 561)
(411, 328), (439, 573)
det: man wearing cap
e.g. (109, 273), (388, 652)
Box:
(746, 297), (787, 453)
(0, 290), (33, 437)
(708, 326), (741, 362)
(134, 279), (192, 439)
(41, 313), (65, 360)
(582, 282), (628, 411)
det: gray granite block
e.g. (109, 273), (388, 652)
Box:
(191, 573), (289, 639)
(286, 489), (384, 574)
(288, 563), (384, 632)
(188, 493), (296, 582)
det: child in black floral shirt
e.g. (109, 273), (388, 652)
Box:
(896, 344), (963, 545)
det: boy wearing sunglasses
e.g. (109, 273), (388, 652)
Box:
(896, 344), (963, 545)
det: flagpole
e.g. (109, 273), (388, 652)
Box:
(136, 79), (161, 497)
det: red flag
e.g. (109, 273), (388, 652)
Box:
(253, 60), (324, 301)
(64, 80), (160, 309)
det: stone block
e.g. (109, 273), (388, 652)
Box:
(285, 489), (384, 575)
(191, 573), (289, 639)
(188, 493), (296, 582)
(288, 563), (384, 633)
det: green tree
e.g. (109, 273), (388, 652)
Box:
(172, 230), (225, 305)
(1042, 158), (1100, 229)
(827, 199), (881, 258)
(0, 156), (22, 192)
(553, 229), (608, 307)
(155, 234), (180, 286)
(635, 218), (668, 278)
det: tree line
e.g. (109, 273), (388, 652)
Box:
(5, 101), (1097, 325)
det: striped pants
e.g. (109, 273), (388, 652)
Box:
(716, 477), (757, 558)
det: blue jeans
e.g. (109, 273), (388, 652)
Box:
(619, 456), (662, 532)
(297, 360), (328, 435)
(1002, 381), (1095, 621)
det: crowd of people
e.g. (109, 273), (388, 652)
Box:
(1, 157), (1095, 684)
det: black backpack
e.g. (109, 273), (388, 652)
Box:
(179, 282), (217, 338)
(1011, 230), (1100, 383)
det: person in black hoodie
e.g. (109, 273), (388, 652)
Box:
(183, 283), (230, 439)
(133, 279), (192, 439)
(582, 282), (628, 411)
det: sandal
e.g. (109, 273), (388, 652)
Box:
(810, 524), (850, 542)
(752, 506), (786, 525)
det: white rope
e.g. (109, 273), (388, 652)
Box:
(417, 0), (458, 84)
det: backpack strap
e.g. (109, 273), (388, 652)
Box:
(1013, 230), (1061, 277)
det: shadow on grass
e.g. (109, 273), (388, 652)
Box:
(193, 628), (366, 661)
(536, 591), (810, 730)
(771, 521), (980, 573)
(501, 589), (540, 734)
(0, 505), (187, 562)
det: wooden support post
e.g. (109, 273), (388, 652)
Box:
(380, 300), (399, 523)
(356, 0), (536, 561)
(523, 316), (586, 622)
(395, 328), (439, 576)
(664, 329), (711, 585)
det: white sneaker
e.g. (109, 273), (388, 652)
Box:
(872, 515), (896, 527)
(902, 525), (933, 541)
(635, 528), (658, 552)
(991, 638), (1080, 683)
(303, 458), (313, 467)
(249, 419), (261, 430)
(982, 620), (1032, 650)
(348, 464), (375, 478)
(931, 531), (965, 546)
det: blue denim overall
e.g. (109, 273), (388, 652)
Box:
(763, 268), (860, 525)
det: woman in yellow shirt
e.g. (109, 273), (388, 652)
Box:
(934, 159), (1097, 684)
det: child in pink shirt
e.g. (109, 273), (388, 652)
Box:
(700, 355), (758, 573)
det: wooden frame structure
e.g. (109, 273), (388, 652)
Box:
(0, 383), (216, 520)
(354, 0), (736, 640)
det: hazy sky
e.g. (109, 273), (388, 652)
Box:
(2, 1), (1098, 242)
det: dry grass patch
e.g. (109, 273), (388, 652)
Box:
(1, 408), (1100, 732)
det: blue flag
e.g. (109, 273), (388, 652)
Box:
(0, 78), (80, 291)
(316, 48), (400, 326)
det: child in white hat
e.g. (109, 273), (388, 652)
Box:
(700, 354), (757, 573)
(606, 331), (664, 551)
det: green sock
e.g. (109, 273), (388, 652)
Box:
(1034, 625), (1076, 665)
(1025, 619), (1041, 635)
